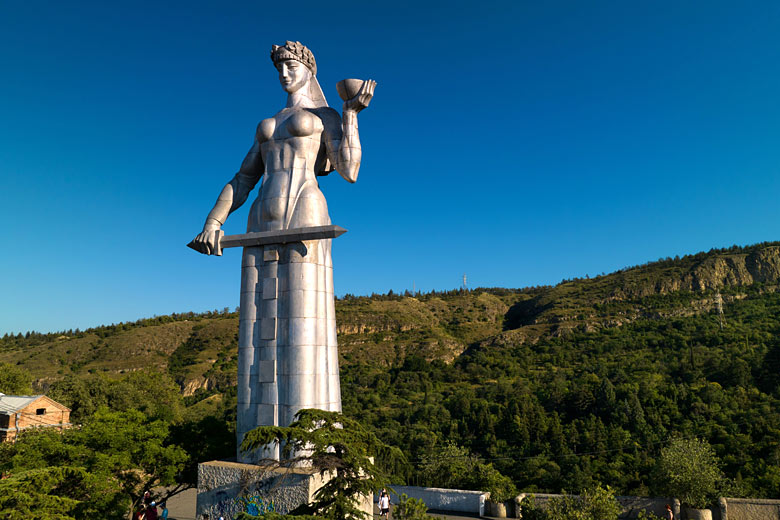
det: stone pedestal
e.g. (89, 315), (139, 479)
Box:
(684, 508), (713, 520)
(488, 500), (508, 517)
(196, 460), (372, 520)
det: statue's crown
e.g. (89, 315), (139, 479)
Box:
(271, 41), (317, 75)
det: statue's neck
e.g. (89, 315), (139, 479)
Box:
(287, 86), (317, 108)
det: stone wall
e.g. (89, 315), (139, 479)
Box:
(196, 460), (372, 520)
(517, 493), (675, 519)
(379, 488), (779, 520)
(723, 497), (780, 520)
(516, 495), (780, 520)
(615, 495), (675, 518)
(197, 460), (324, 519)
(388, 485), (487, 516)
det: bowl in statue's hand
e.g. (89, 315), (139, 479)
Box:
(336, 79), (364, 101)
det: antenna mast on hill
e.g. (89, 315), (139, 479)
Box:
(462, 273), (468, 291)
(715, 291), (725, 330)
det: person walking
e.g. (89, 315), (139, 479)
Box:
(378, 489), (391, 519)
(146, 501), (159, 520)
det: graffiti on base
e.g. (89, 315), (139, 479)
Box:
(215, 491), (276, 518)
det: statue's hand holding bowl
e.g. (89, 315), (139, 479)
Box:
(338, 79), (376, 114)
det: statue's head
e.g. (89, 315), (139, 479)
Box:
(271, 41), (317, 94)
(271, 41), (317, 74)
(270, 41), (328, 109)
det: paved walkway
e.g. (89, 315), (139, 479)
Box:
(375, 504), (484, 519)
(426, 511), (482, 519)
(162, 487), (197, 520)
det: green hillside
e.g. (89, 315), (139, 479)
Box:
(3, 241), (780, 497)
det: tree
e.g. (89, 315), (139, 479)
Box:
(418, 442), (477, 489)
(0, 407), (187, 519)
(0, 363), (33, 395)
(240, 409), (406, 520)
(0, 466), (123, 520)
(47, 374), (110, 421)
(168, 414), (235, 488)
(48, 371), (184, 423)
(655, 437), (726, 509)
(418, 442), (516, 502)
(71, 407), (188, 516)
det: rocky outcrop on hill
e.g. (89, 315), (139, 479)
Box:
(504, 244), (780, 332)
(182, 376), (213, 396)
(612, 246), (780, 300)
(337, 322), (416, 335)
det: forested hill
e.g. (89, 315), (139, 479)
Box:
(4, 241), (779, 382)
(3, 241), (780, 497)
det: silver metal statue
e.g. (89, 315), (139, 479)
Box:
(189, 41), (375, 461)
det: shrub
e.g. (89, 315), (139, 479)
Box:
(519, 495), (549, 520)
(476, 463), (517, 503)
(655, 437), (726, 509)
(547, 485), (620, 520)
(393, 493), (435, 520)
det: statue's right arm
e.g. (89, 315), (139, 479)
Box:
(190, 140), (263, 255)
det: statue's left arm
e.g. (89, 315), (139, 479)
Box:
(322, 80), (376, 183)
(188, 139), (264, 255)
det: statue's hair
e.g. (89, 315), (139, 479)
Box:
(271, 40), (317, 75)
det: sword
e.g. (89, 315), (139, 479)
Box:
(187, 224), (347, 256)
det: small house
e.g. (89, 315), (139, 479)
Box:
(0, 393), (72, 442)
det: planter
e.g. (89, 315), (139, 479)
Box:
(487, 500), (507, 517)
(684, 507), (713, 520)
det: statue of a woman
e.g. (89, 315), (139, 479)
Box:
(189, 41), (375, 461)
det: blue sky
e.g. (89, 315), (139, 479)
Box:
(3, 1), (780, 334)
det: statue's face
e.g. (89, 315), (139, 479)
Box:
(277, 59), (311, 94)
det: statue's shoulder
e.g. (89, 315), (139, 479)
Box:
(312, 106), (340, 121)
(312, 106), (342, 135)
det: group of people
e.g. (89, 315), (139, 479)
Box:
(135, 491), (169, 520)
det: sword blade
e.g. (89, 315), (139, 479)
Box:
(220, 225), (347, 249)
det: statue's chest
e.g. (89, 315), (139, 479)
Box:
(258, 110), (323, 142)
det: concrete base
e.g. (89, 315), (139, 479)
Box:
(684, 508), (714, 520)
(197, 460), (372, 520)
